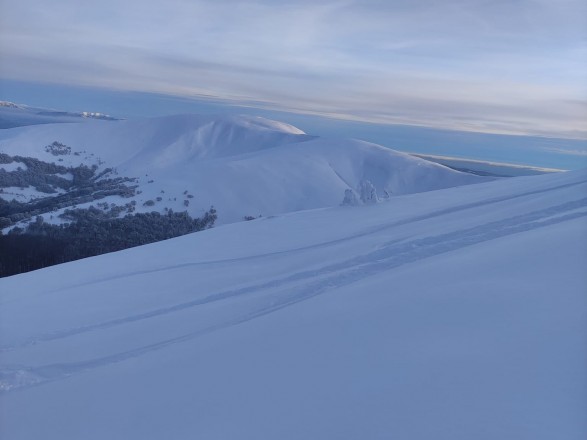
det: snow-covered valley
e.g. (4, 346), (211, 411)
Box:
(1, 166), (586, 439)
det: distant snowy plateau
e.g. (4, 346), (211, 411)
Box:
(1, 105), (586, 439)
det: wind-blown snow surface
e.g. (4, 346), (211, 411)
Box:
(0, 114), (488, 224)
(1, 169), (586, 439)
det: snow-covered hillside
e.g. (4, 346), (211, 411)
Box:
(1, 169), (585, 439)
(0, 113), (489, 226)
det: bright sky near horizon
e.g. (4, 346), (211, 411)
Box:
(0, 0), (586, 139)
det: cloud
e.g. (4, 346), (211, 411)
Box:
(1, 0), (586, 138)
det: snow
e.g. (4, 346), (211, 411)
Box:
(0, 103), (117, 129)
(0, 185), (65, 203)
(0, 162), (27, 172)
(412, 153), (564, 176)
(1, 168), (586, 440)
(0, 114), (490, 224)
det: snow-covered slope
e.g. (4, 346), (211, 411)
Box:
(0, 113), (489, 225)
(1, 169), (586, 439)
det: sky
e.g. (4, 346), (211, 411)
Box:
(1, 0), (586, 137)
(0, 0), (586, 169)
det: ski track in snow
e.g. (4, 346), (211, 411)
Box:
(1, 186), (586, 393)
(3, 177), (586, 354)
(41, 177), (587, 292)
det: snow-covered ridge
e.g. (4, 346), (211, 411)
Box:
(0, 102), (118, 129)
(80, 111), (111, 119)
(0, 113), (490, 228)
(412, 153), (564, 176)
(0, 101), (24, 109)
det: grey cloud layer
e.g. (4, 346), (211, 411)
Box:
(1, 0), (585, 137)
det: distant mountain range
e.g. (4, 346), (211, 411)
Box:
(0, 101), (119, 129)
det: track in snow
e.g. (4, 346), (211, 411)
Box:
(1, 188), (585, 393)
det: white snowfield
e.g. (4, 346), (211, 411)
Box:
(0, 114), (489, 224)
(1, 168), (586, 440)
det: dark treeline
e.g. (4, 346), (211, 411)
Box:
(0, 151), (137, 227)
(0, 152), (98, 193)
(0, 206), (217, 277)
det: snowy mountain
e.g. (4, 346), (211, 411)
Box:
(412, 153), (564, 177)
(0, 113), (489, 230)
(1, 168), (585, 439)
(0, 101), (118, 129)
